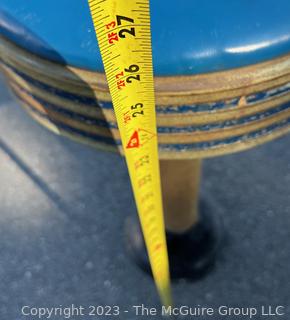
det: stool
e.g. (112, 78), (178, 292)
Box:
(1, 0), (290, 278)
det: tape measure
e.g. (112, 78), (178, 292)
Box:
(88, 0), (172, 307)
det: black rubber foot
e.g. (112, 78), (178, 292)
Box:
(125, 201), (223, 280)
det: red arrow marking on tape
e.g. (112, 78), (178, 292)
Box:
(126, 130), (140, 149)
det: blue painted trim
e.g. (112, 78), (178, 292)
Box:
(13, 81), (290, 133)
(21, 99), (290, 151)
(160, 119), (290, 151)
(13, 83), (118, 129)
(22, 101), (118, 147)
(2, 61), (103, 108)
(157, 83), (290, 114)
(3, 60), (290, 115)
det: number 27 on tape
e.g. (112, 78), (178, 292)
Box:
(106, 15), (136, 44)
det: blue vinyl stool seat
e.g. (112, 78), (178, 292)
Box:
(1, 0), (290, 158)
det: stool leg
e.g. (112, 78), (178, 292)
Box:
(160, 159), (201, 233)
(125, 159), (222, 280)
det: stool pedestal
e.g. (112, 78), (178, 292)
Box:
(160, 159), (201, 233)
(126, 159), (222, 280)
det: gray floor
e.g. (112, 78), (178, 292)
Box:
(0, 74), (289, 319)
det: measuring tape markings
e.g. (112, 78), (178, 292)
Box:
(88, 0), (172, 306)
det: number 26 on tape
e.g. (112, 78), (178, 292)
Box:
(106, 15), (136, 44)
(116, 64), (141, 90)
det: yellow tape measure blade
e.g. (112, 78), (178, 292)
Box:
(88, 0), (172, 306)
